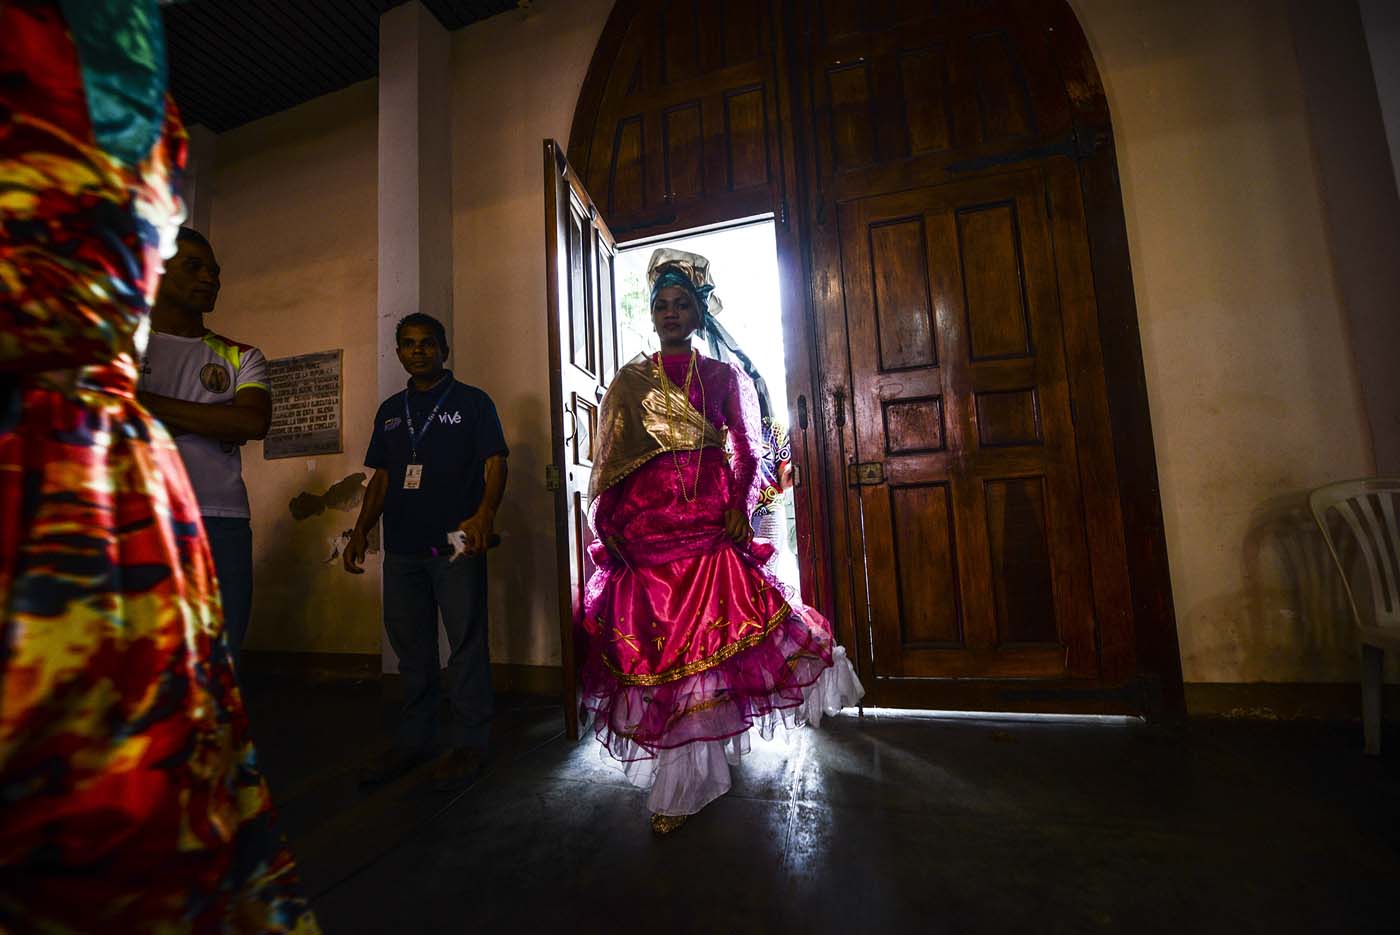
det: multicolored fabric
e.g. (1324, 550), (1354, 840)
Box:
(0, 3), (317, 932)
(59, 0), (170, 166)
(753, 416), (791, 517)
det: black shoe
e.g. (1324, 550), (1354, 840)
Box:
(358, 747), (431, 788)
(429, 747), (486, 792)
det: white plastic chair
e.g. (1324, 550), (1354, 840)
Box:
(1309, 477), (1400, 754)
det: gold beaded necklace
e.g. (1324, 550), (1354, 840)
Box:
(658, 349), (706, 503)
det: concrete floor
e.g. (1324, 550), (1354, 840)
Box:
(240, 674), (1400, 935)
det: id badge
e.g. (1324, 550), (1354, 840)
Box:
(404, 464), (424, 490)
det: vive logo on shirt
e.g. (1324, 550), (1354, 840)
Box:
(384, 412), (461, 432)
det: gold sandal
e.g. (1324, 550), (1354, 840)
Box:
(649, 813), (688, 835)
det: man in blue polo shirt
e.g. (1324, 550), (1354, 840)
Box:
(343, 312), (508, 789)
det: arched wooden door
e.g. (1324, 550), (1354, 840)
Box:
(565, 0), (1182, 715)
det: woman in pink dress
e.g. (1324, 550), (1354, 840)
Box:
(579, 249), (862, 833)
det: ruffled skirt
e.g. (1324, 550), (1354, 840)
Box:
(579, 537), (863, 816)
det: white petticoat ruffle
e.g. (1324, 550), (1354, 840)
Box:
(599, 645), (864, 817)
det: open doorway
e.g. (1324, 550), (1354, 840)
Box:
(613, 220), (800, 592)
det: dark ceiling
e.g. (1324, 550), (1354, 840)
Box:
(163, 0), (519, 133)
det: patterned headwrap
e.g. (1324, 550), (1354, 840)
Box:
(650, 267), (715, 316)
(646, 248), (772, 421)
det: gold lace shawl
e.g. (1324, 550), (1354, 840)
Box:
(588, 353), (724, 499)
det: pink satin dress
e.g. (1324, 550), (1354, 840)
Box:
(580, 353), (862, 815)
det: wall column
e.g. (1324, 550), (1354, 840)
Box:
(1359, 0), (1400, 196)
(378, 0), (454, 671)
(1291, 0), (1400, 472)
(184, 124), (217, 233)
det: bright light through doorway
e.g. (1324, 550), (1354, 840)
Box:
(615, 220), (799, 590)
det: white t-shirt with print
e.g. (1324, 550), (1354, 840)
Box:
(139, 331), (269, 519)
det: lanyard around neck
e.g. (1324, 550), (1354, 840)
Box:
(404, 382), (454, 463)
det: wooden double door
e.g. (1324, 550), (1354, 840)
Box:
(550, 0), (1176, 716)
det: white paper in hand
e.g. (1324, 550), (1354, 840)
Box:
(447, 530), (469, 561)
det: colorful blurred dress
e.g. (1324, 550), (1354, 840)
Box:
(0, 2), (317, 931)
(580, 345), (863, 817)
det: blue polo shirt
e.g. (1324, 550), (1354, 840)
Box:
(365, 371), (508, 555)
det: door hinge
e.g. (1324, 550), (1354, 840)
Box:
(791, 464), (802, 488)
(945, 126), (1110, 175)
(545, 464), (561, 491)
(847, 461), (884, 486)
(1072, 125), (1111, 159)
(779, 198), (789, 228)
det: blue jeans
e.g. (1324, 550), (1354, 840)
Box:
(382, 552), (493, 753)
(203, 516), (253, 666)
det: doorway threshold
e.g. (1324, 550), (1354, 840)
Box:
(855, 706), (1145, 726)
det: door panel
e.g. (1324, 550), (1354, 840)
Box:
(572, 2), (786, 240)
(807, 3), (1074, 203)
(544, 140), (618, 739)
(838, 166), (1098, 682)
(888, 481), (962, 647)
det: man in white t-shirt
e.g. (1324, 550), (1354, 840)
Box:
(138, 228), (271, 665)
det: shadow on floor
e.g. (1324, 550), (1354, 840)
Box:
(239, 673), (1400, 935)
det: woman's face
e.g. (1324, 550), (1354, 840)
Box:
(651, 285), (701, 343)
